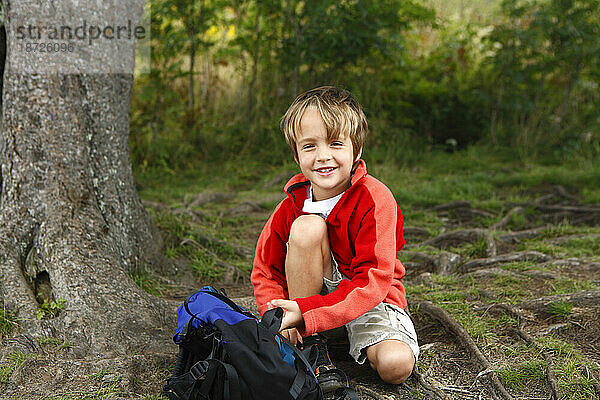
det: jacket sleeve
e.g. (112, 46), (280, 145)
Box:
(294, 186), (400, 336)
(251, 201), (290, 317)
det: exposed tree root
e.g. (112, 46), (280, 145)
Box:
(403, 226), (431, 239)
(428, 201), (472, 212)
(533, 204), (600, 213)
(413, 301), (513, 400)
(423, 229), (497, 257)
(223, 201), (264, 217)
(504, 202), (600, 225)
(555, 185), (577, 201)
(411, 369), (449, 400)
(428, 201), (496, 222)
(519, 290), (600, 312)
(184, 192), (235, 208)
(458, 251), (552, 274)
(547, 234), (600, 245)
(401, 251), (462, 275)
(490, 207), (524, 230)
(497, 229), (543, 244)
(354, 383), (394, 399)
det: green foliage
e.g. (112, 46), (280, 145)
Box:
(129, 0), (600, 172)
(546, 301), (573, 319)
(38, 338), (73, 351)
(500, 359), (546, 389)
(483, 0), (600, 156)
(36, 298), (66, 320)
(0, 308), (17, 338)
(0, 351), (36, 384)
(88, 368), (111, 383)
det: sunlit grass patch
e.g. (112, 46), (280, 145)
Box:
(546, 301), (573, 319)
(557, 237), (600, 258)
(402, 208), (444, 235)
(499, 359), (546, 390)
(449, 237), (489, 259)
(518, 241), (562, 257)
(548, 278), (600, 295)
(492, 274), (531, 301)
(499, 261), (536, 272)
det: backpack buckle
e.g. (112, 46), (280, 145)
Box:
(189, 360), (209, 381)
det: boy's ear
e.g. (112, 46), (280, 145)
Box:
(354, 147), (363, 162)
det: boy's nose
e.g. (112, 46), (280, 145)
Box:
(316, 146), (332, 162)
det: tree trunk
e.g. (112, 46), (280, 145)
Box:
(0, 0), (175, 356)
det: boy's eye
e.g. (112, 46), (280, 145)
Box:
(302, 144), (314, 150)
(331, 141), (344, 146)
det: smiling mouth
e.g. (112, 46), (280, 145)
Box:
(314, 167), (336, 175)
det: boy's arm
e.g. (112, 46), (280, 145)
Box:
(251, 203), (290, 316)
(295, 186), (404, 336)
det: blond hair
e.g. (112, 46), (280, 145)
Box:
(280, 86), (368, 161)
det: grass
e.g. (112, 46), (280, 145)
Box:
(130, 268), (165, 297)
(546, 301), (573, 319)
(548, 279), (600, 295)
(0, 351), (36, 384)
(449, 237), (488, 259)
(0, 308), (17, 339)
(39, 337), (73, 351)
(499, 359), (546, 390)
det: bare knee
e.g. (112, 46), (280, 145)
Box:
(288, 215), (327, 249)
(367, 341), (415, 384)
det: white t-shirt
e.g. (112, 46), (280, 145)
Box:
(302, 186), (344, 219)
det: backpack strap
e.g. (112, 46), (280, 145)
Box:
(184, 289), (256, 320)
(333, 387), (359, 400)
(192, 359), (242, 400)
(221, 361), (241, 400)
(261, 308), (322, 399)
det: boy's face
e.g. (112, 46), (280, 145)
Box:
(295, 108), (362, 201)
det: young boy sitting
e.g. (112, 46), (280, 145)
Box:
(251, 86), (419, 391)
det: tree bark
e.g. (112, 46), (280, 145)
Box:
(0, 0), (174, 356)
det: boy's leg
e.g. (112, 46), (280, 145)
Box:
(345, 303), (419, 385)
(285, 214), (332, 300)
(285, 215), (347, 393)
(366, 340), (415, 384)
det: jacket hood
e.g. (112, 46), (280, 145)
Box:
(283, 159), (368, 210)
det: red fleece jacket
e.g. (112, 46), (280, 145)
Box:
(251, 160), (407, 336)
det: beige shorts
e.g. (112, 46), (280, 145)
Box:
(323, 259), (420, 364)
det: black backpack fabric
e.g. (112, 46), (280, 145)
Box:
(163, 286), (323, 400)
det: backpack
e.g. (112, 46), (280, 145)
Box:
(164, 286), (333, 400)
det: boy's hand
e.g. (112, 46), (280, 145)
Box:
(280, 327), (303, 346)
(268, 299), (303, 330)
